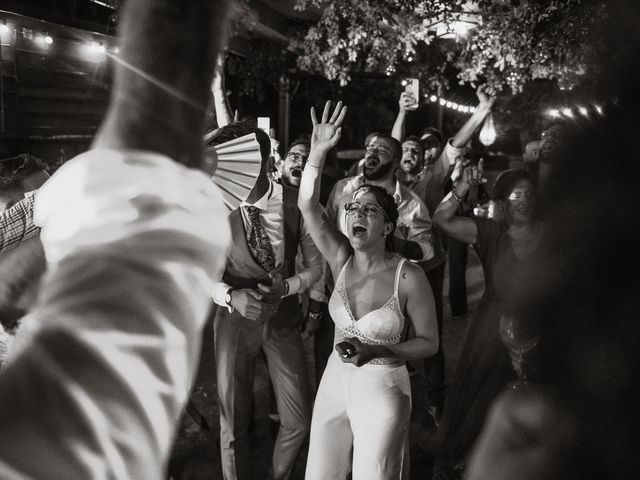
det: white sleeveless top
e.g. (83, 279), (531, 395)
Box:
(329, 256), (407, 365)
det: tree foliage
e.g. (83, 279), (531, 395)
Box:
(225, 42), (291, 102)
(290, 0), (609, 94)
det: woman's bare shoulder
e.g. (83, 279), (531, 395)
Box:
(400, 258), (428, 289)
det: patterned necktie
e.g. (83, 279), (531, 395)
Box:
(244, 205), (276, 272)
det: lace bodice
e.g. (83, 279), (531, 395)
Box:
(329, 256), (407, 364)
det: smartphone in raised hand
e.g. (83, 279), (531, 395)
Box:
(404, 78), (419, 110)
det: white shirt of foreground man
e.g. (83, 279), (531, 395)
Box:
(0, 149), (230, 479)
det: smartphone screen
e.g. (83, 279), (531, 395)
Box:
(404, 78), (419, 110)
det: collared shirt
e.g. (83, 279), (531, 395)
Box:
(0, 149), (230, 479)
(212, 180), (323, 306)
(326, 175), (434, 262)
(0, 191), (39, 254)
(349, 139), (460, 215)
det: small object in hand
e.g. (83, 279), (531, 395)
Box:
(403, 78), (419, 110)
(335, 341), (356, 358)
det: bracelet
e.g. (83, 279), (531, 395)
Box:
(306, 162), (322, 169)
(451, 188), (464, 203)
(282, 280), (290, 297)
(308, 311), (323, 319)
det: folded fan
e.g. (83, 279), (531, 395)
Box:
(208, 133), (262, 212)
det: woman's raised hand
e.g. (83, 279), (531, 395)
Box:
(310, 101), (348, 154)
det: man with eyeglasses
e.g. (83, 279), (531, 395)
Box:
(280, 140), (309, 189)
(210, 128), (323, 480)
(272, 138), (328, 340)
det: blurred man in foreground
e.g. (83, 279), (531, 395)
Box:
(0, 1), (231, 478)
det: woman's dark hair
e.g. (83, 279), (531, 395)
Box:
(352, 183), (399, 252)
(491, 168), (536, 202)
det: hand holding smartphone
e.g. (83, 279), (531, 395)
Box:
(404, 78), (419, 110)
(335, 341), (356, 358)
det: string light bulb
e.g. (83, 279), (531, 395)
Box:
(428, 94), (475, 114)
(35, 34), (52, 47)
(87, 41), (106, 54)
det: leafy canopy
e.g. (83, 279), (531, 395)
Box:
(290, 0), (608, 94)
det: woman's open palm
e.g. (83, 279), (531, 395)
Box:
(310, 100), (348, 153)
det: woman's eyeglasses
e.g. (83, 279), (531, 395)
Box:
(344, 202), (386, 218)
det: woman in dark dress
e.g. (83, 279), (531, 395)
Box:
(431, 162), (544, 478)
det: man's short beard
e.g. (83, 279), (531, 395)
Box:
(363, 161), (394, 181)
(401, 160), (422, 176)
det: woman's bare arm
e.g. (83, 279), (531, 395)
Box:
(342, 261), (438, 366)
(298, 101), (351, 276)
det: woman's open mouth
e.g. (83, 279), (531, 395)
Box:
(352, 223), (367, 237)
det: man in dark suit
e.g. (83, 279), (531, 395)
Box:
(209, 124), (323, 480)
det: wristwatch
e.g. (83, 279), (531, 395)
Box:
(224, 288), (234, 313)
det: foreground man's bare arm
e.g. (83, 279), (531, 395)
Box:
(0, 1), (231, 479)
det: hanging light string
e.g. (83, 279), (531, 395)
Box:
(396, 78), (478, 115)
(545, 103), (605, 119)
(3, 14), (608, 121)
(426, 93), (477, 115)
(0, 15), (117, 59)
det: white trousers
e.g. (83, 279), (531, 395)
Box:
(305, 352), (411, 480)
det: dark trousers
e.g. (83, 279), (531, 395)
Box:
(423, 261), (445, 407)
(448, 237), (469, 317)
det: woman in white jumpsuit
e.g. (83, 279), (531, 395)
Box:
(298, 101), (439, 479)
